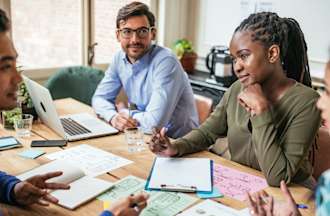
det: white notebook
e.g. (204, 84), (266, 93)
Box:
(17, 160), (113, 210)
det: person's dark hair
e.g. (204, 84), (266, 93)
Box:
(0, 9), (10, 32)
(116, 2), (155, 28)
(235, 12), (312, 87)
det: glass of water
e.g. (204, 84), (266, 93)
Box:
(124, 127), (144, 152)
(14, 114), (33, 137)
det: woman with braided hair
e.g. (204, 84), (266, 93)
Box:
(148, 12), (321, 189)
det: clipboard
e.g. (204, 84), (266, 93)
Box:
(145, 157), (213, 193)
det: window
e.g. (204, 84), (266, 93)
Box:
(93, 0), (151, 64)
(8, 0), (154, 72)
(10, 0), (83, 69)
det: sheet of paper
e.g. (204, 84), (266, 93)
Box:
(98, 175), (148, 201)
(141, 191), (197, 216)
(45, 144), (132, 177)
(18, 149), (45, 159)
(213, 164), (268, 201)
(148, 157), (212, 192)
(98, 175), (198, 216)
(178, 199), (248, 216)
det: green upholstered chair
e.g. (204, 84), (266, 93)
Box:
(45, 66), (104, 105)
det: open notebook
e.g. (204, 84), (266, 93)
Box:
(17, 160), (113, 210)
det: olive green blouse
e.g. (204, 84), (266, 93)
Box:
(173, 81), (321, 186)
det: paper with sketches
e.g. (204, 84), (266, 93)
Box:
(98, 175), (197, 216)
(46, 144), (132, 177)
(213, 164), (268, 201)
(98, 175), (148, 201)
(178, 199), (249, 216)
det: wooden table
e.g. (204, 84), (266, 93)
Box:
(0, 98), (316, 215)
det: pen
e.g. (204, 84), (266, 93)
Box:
(128, 102), (131, 118)
(160, 184), (197, 192)
(296, 204), (308, 209)
(129, 193), (139, 210)
(164, 123), (172, 133)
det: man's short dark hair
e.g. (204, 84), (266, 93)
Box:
(0, 9), (10, 32)
(116, 2), (155, 28)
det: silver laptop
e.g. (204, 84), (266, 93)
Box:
(23, 76), (118, 141)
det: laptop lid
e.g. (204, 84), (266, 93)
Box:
(23, 76), (118, 141)
(23, 76), (67, 138)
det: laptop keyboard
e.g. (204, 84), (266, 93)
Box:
(60, 118), (92, 136)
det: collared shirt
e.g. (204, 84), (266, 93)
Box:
(92, 44), (199, 138)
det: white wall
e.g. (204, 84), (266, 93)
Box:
(192, 0), (330, 78)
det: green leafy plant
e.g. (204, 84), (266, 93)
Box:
(2, 107), (22, 129)
(173, 39), (195, 60)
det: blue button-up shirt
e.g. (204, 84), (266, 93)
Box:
(92, 44), (199, 138)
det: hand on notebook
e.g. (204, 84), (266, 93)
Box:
(110, 112), (138, 131)
(148, 127), (178, 156)
(13, 171), (70, 206)
(108, 193), (149, 216)
(247, 181), (301, 216)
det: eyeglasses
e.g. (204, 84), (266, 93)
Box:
(118, 27), (154, 39)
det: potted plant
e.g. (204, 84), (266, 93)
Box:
(1, 82), (37, 129)
(173, 39), (198, 73)
(1, 107), (22, 129)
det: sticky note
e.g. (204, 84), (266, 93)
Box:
(197, 188), (224, 199)
(18, 149), (45, 159)
(103, 201), (111, 210)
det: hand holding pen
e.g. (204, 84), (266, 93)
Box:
(111, 102), (138, 131)
(107, 192), (149, 216)
(148, 124), (178, 157)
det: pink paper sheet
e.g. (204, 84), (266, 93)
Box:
(213, 164), (268, 201)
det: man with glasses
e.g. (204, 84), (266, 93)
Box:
(92, 2), (199, 138)
(0, 8), (148, 216)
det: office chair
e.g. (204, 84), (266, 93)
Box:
(194, 94), (213, 124)
(45, 66), (104, 105)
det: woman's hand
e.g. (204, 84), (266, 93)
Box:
(237, 84), (269, 116)
(147, 127), (178, 157)
(247, 181), (301, 216)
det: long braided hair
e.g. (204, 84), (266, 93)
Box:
(235, 12), (312, 88)
(236, 12), (317, 165)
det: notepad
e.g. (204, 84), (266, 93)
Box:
(18, 149), (45, 159)
(197, 187), (223, 199)
(17, 160), (113, 210)
(146, 157), (212, 192)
